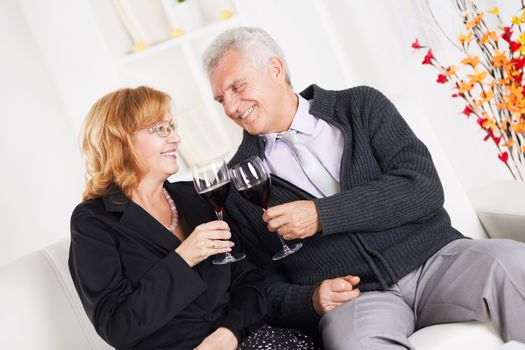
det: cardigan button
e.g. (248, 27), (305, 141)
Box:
(203, 314), (213, 322)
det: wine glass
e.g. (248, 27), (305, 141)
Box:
(193, 158), (246, 265)
(230, 155), (303, 260)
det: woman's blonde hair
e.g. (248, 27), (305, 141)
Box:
(80, 86), (172, 201)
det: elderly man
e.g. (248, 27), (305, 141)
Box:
(202, 26), (525, 350)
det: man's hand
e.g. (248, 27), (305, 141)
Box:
(193, 327), (238, 350)
(312, 276), (360, 316)
(263, 200), (320, 240)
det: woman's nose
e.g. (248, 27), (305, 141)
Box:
(167, 128), (181, 143)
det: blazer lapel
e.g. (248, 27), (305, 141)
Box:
(103, 190), (180, 251)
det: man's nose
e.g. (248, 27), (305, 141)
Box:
(224, 94), (240, 117)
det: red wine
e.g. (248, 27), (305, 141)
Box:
(238, 179), (271, 209)
(198, 181), (231, 213)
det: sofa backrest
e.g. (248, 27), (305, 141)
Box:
(0, 237), (112, 350)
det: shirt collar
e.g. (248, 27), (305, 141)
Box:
(263, 94), (315, 156)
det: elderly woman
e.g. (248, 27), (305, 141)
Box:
(68, 86), (317, 350)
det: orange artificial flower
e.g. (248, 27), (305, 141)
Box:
(459, 31), (473, 45)
(467, 69), (487, 84)
(479, 31), (498, 44)
(491, 51), (508, 68)
(457, 80), (474, 93)
(444, 66), (457, 76)
(480, 89), (495, 103)
(466, 13), (484, 30)
(461, 56), (480, 67)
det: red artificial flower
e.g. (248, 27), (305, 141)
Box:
(462, 106), (473, 116)
(477, 118), (488, 128)
(509, 41), (521, 53)
(502, 27), (513, 42)
(436, 74), (448, 83)
(512, 57), (525, 70)
(498, 152), (509, 163)
(483, 129), (502, 145)
(514, 71), (524, 83)
(411, 39), (423, 49)
(422, 49), (434, 65)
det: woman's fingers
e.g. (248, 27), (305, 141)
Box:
(196, 220), (230, 231)
(209, 239), (234, 250)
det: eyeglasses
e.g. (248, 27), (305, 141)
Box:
(146, 120), (178, 138)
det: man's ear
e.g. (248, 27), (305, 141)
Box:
(269, 57), (286, 83)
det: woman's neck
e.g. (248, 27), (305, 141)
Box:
(131, 176), (166, 207)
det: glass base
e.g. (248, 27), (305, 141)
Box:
(272, 243), (303, 261)
(213, 252), (246, 265)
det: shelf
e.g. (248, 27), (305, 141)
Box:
(118, 16), (241, 65)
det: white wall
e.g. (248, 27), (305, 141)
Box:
(0, 0), (83, 266)
(324, 0), (513, 192)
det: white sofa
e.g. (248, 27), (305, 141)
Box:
(0, 99), (507, 349)
(0, 231), (505, 350)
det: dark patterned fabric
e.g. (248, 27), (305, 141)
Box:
(239, 325), (319, 350)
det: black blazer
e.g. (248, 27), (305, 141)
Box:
(69, 181), (266, 350)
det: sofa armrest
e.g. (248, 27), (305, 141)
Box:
(469, 180), (525, 243)
(409, 321), (503, 350)
(0, 238), (112, 350)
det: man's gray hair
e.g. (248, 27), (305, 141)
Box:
(202, 26), (291, 85)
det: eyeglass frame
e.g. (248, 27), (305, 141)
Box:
(145, 119), (179, 138)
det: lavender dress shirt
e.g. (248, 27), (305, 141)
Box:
(262, 95), (344, 198)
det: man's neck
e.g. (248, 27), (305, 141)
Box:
(273, 89), (299, 133)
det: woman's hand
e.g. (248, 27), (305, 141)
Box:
(175, 221), (234, 267)
(193, 327), (238, 350)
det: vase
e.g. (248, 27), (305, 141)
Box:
(469, 180), (525, 243)
(161, 0), (203, 38)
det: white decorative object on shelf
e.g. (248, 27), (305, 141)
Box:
(112, 0), (148, 52)
(161, 0), (204, 38)
(117, 0), (171, 50)
(199, 0), (235, 23)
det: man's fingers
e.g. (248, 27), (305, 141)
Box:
(266, 216), (288, 232)
(330, 288), (360, 303)
(342, 275), (360, 286)
(263, 203), (289, 221)
(330, 278), (354, 292)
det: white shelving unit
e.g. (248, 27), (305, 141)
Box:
(89, 0), (244, 180)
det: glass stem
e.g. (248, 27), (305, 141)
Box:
(215, 210), (233, 258)
(263, 208), (291, 252)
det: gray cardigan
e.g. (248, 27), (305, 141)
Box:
(225, 84), (464, 333)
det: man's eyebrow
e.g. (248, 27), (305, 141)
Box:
(213, 79), (241, 102)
